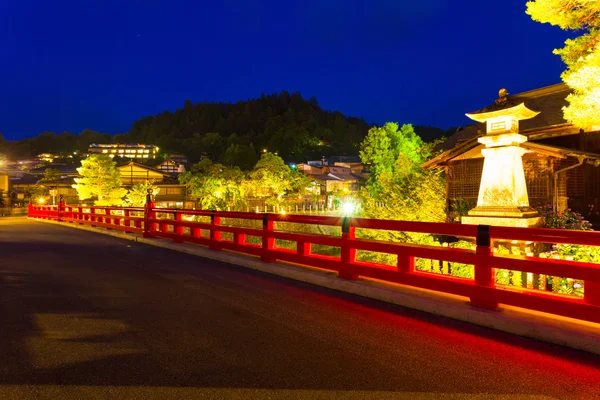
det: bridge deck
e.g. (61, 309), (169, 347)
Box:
(0, 217), (599, 399)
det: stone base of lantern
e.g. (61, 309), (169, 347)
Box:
(462, 207), (544, 228)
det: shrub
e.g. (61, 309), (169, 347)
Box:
(533, 204), (593, 230)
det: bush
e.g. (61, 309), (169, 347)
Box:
(534, 204), (593, 230)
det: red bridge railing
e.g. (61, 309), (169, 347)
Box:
(28, 202), (600, 325)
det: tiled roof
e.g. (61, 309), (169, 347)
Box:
(28, 164), (79, 175)
(438, 83), (572, 152)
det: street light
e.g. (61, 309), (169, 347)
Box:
(341, 200), (356, 216)
(38, 198), (45, 204)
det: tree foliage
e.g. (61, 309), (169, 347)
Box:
(73, 155), (128, 205)
(359, 122), (426, 194)
(125, 181), (160, 207)
(358, 123), (446, 247)
(527, 0), (600, 129)
(0, 129), (112, 159)
(248, 152), (310, 207)
(178, 159), (246, 210)
(124, 91), (370, 163)
(37, 168), (62, 184)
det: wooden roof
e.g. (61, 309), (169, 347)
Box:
(436, 83), (573, 153)
(423, 83), (590, 169)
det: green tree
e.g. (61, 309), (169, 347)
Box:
(179, 159), (246, 210)
(221, 143), (259, 170)
(358, 123), (446, 251)
(527, 0), (600, 129)
(125, 181), (160, 207)
(73, 155), (127, 205)
(248, 152), (309, 207)
(37, 168), (62, 184)
(360, 122), (425, 194)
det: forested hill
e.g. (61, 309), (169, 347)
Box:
(119, 91), (370, 165)
(0, 91), (452, 169)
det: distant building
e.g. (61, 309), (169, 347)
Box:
(166, 154), (188, 165)
(326, 155), (361, 166)
(8, 161), (189, 208)
(157, 158), (186, 174)
(88, 144), (159, 159)
(36, 153), (70, 163)
(297, 162), (365, 195)
(28, 164), (79, 177)
(117, 161), (189, 208)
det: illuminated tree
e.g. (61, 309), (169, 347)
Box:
(358, 123), (446, 250)
(73, 155), (127, 205)
(248, 152), (309, 207)
(527, 0), (600, 129)
(179, 159), (246, 210)
(360, 122), (426, 194)
(125, 181), (160, 207)
(37, 168), (62, 184)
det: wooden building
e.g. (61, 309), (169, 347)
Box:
(424, 83), (600, 227)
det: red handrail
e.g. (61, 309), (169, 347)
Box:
(28, 203), (600, 324)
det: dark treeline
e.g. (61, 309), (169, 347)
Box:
(0, 129), (111, 159)
(121, 91), (371, 166)
(0, 91), (452, 169)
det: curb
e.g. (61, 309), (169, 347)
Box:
(31, 218), (600, 355)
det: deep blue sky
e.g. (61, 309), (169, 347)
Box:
(0, 0), (571, 140)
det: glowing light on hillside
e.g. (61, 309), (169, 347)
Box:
(38, 198), (45, 204)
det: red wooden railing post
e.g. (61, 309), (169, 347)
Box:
(105, 208), (112, 229)
(398, 251), (415, 273)
(210, 210), (222, 250)
(160, 213), (169, 233)
(585, 281), (600, 306)
(28, 203), (33, 217)
(134, 211), (142, 229)
(471, 225), (498, 310)
(297, 241), (311, 256)
(78, 207), (84, 225)
(234, 232), (246, 246)
(113, 209), (121, 227)
(143, 193), (156, 238)
(173, 211), (183, 243)
(192, 218), (202, 239)
(261, 213), (275, 261)
(339, 217), (358, 280)
(123, 209), (130, 227)
(58, 198), (66, 222)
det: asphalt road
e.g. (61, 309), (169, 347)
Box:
(1, 217), (599, 400)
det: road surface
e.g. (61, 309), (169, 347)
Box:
(1, 217), (599, 399)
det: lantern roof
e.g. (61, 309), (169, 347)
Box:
(465, 88), (540, 122)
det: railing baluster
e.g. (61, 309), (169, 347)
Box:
(210, 210), (222, 251)
(173, 211), (183, 243)
(471, 225), (498, 310)
(261, 213), (274, 262)
(297, 241), (311, 256)
(339, 217), (358, 280)
(105, 208), (112, 229)
(124, 209), (131, 228)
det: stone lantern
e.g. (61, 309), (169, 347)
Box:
(461, 89), (544, 228)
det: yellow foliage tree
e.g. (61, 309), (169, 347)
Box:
(73, 155), (128, 206)
(527, 0), (600, 129)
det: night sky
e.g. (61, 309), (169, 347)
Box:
(0, 0), (571, 140)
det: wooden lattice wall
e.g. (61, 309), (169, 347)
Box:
(447, 156), (553, 209)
